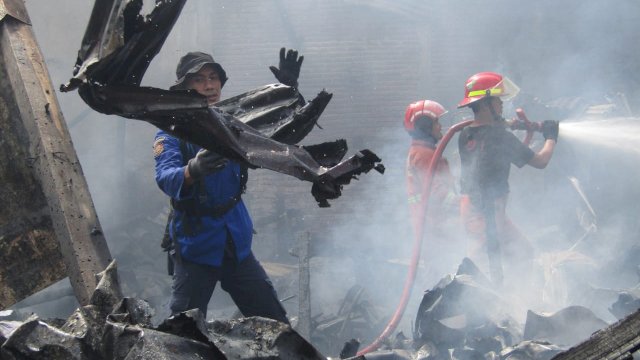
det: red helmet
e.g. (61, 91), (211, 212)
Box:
(403, 100), (447, 132)
(457, 72), (520, 108)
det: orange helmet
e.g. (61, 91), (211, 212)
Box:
(403, 100), (447, 132)
(457, 72), (520, 108)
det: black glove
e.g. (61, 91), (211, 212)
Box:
(541, 120), (559, 141)
(187, 149), (227, 180)
(311, 181), (342, 208)
(269, 47), (304, 88)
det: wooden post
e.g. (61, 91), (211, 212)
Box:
(294, 231), (312, 339)
(0, 0), (112, 306)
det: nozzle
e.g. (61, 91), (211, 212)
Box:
(510, 108), (542, 132)
(507, 118), (542, 131)
(530, 121), (542, 132)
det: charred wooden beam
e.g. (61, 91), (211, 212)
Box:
(551, 308), (640, 360)
(292, 231), (312, 339)
(0, 0), (67, 309)
(0, 0), (111, 306)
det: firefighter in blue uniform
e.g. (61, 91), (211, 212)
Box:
(153, 50), (302, 322)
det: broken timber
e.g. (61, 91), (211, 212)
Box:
(0, 0), (111, 307)
(292, 231), (312, 339)
(551, 308), (640, 360)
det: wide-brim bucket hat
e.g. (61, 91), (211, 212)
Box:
(170, 51), (228, 90)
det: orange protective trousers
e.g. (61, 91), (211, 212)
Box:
(460, 194), (534, 276)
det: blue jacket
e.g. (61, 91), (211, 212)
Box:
(154, 130), (253, 266)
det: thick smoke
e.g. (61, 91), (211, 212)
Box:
(14, 0), (640, 355)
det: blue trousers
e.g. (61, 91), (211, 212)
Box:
(169, 249), (288, 324)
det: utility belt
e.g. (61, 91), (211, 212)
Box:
(162, 193), (241, 276)
(171, 193), (242, 219)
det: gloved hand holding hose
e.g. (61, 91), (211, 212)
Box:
(187, 149), (228, 181)
(542, 120), (559, 142)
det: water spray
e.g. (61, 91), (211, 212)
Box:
(559, 117), (640, 155)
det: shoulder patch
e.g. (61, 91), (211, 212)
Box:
(153, 137), (166, 158)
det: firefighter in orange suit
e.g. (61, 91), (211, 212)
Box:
(405, 100), (461, 276)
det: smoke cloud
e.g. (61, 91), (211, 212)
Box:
(15, 0), (640, 355)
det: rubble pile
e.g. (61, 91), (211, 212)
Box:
(337, 258), (640, 360)
(2, 256), (639, 359)
(0, 261), (326, 360)
(405, 258), (566, 359)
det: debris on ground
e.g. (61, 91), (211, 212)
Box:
(0, 261), (326, 360)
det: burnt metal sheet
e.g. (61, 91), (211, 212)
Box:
(207, 317), (326, 359)
(500, 340), (564, 360)
(61, 0), (384, 207)
(523, 306), (608, 346)
(0, 8), (111, 307)
(1, 260), (329, 359)
(0, 0), (30, 25)
(413, 258), (522, 354)
(62, 0), (184, 91)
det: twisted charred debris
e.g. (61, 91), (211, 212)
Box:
(0, 261), (327, 359)
(60, 0), (384, 207)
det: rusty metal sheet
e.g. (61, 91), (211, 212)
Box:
(0, 0), (30, 25)
(0, 8), (111, 306)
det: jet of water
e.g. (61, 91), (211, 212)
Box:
(559, 117), (640, 156)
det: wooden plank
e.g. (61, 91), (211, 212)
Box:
(552, 308), (640, 360)
(0, 0), (64, 309)
(0, 0), (111, 307)
(0, 0), (30, 24)
(0, 101), (65, 306)
(293, 231), (312, 340)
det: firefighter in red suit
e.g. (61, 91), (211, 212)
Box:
(405, 100), (461, 277)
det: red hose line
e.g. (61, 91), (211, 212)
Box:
(516, 108), (536, 146)
(356, 120), (473, 356)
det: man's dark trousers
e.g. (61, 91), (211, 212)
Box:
(169, 237), (288, 323)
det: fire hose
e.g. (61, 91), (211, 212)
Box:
(356, 119), (472, 356)
(514, 108), (541, 145)
(356, 109), (540, 356)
